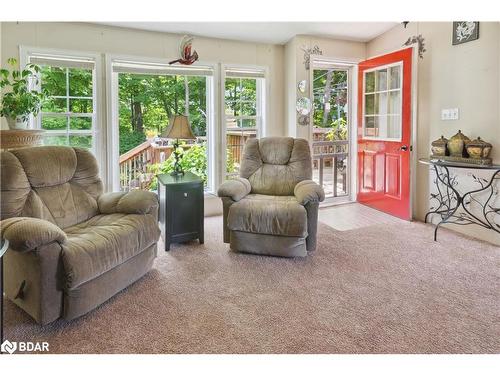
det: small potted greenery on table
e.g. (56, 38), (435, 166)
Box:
(0, 57), (44, 129)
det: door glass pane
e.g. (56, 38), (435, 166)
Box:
(365, 94), (375, 115)
(377, 92), (388, 116)
(364, 116), (378, 137)
(388, 115), (401, 139)
(390, 66), (401, 90)
(363, 64), (402, 140)
(365, 71), (375, 93)
(388, 91), (401, 114)
(376, 69), (388, 91)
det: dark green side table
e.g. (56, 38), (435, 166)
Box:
(157, 172), (204, 251)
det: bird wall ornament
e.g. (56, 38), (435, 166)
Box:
(169, 35), (199, 65)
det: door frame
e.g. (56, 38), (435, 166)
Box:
(358, 46), (419, 220)
(309, 56), (361, 205)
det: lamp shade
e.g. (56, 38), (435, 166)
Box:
(161, 115), (196, 140)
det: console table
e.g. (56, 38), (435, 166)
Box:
(419, 158), (500, 241)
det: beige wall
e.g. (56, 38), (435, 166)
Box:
(285, 35), (366, 139)
(0, 22), (285, 135)
(367, 22), (500, 244)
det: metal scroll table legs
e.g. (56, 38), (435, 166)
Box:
(425, 165), (500, 241)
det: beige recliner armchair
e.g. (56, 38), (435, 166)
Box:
(218, 137), (325, 257)
(0, 146), (160, 324)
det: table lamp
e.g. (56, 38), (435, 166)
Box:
(161, 115), (196, 176)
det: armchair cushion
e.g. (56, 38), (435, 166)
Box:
(63, 213), (160, 289)
(227, 194), (307, 237)
(0, 217), (67, 252)
(294, 180), (325, 205)
(98, 190), (158, 215)
(217, 177), (251, 202)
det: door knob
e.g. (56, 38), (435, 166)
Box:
(399, 145), (409, 151)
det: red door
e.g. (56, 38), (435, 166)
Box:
(357, 47), (413, 220)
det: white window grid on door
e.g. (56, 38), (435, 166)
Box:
(223, 68), (265, 180)
(362, 61), (403, 142)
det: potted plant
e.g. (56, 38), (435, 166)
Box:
(0, 57), (44, 129)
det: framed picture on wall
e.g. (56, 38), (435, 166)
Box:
(452, 22), (479, 45)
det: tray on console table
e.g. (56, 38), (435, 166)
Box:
(0, 129), (45, 151)
(419, 158), (500, 241)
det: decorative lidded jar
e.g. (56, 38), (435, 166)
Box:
(431, 135), (448, 157)
(465, 137), (492, 159)
(447, 130), (470, 157)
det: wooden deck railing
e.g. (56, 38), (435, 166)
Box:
(118, 129), (347, 192)
(119, 139), (196, 191)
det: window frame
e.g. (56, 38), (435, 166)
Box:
(20, 46), (103, 176)
(222, 65), (267, 180)
(361, 61), (403, 142)
(105, 54), (217, 193)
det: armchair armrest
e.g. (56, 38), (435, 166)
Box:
(294, 180), (325, 205)
(98, 190), (158, 215)
(0, 217), (67, 252)
(217, 177), (251, 202)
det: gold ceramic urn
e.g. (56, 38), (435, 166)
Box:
(447, 130), (470, 157)
(431, 135), (448, 157)
(465, 137), (493, 159)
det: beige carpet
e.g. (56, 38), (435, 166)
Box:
(4, 216), (500, 354)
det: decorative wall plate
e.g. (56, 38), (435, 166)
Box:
(296, 97), (312, 115)
(298, 115), (310, 126)
(297, 80), (307, 93)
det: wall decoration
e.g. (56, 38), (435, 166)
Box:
(297, 80), (307, 93)
(452, 22), (479, 45)
(169, 35), (199, 65)
(402, 34), (426, 59)
(296, 97), (312, 116)
(301, 45), (323, 70)
(297, 114), (310, 126)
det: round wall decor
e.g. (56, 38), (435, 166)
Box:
(296, 97), (312, 116)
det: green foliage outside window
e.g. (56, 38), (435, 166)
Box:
(313, 69), (348, 131)
(147, 143), (236, 191)
(118, 73), (208, 155)
(325, 118), (348, 141)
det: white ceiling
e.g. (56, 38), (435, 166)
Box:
(97, 22), (398, 44)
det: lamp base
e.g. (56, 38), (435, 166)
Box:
(170, 170), (185, 177)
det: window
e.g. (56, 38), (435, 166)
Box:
(110, 59), (214, 192)
(27, 54), (97, 151)
(363, 62), (402, 140)
(224, 67), (265, 178)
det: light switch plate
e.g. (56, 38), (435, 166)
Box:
(441, 108), (459, 121)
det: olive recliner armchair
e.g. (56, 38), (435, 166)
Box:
(218, 137), (325, 257)
(0, 146), (160, 324)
